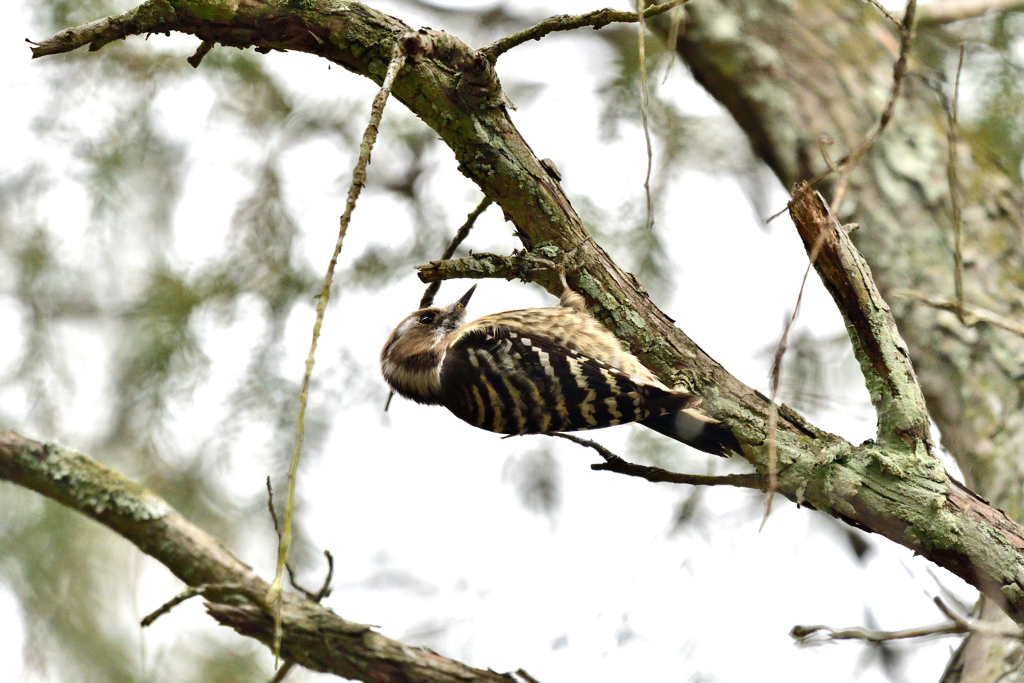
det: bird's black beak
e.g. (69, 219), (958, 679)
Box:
(455, 284), (477, 310)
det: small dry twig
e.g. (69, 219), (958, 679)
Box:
(792, 621), (966, 644)
(265, 478), (335, 682)
(760, 214), (835, 529)
(268, 39), (410, 660)
(637, 0), (654, 231)
(893, 290), (1024, 338)
(947, 44), (966, 323)
(551, 433), (762, 489)
(420, 196), (494, 309)
(661, 5), (685, 83)
(266, 478), (335, 601)
(482, 0), (688, 63)
(792, 598), (1024, 645)
(826, 0), (917, 215)
(141, 583), (250, 628)
(861, 0), (903, 27)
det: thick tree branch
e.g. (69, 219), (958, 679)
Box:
(28, 0), (1024, 627)
(0, 430), (523, 683)
(788, 184), (930, 448)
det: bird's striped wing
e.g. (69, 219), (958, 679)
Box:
(439, 325), (699, 435)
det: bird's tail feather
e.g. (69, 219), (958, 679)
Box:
(640, 411), (741, 458)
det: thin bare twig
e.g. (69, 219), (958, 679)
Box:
(761, 210), (834, 529)
(893, 290), (1024, 337)
(267, 40), (410, 660)
(818, 135), (839, 173)
(792, 598), (1024, 645)
(948, 45), (967, 324)
(266, 478), (335, 602)
(481, 0), (688, 63)
(419, 196), (493, 309)
(140, 583), (250, 628)
(551, 433), (762, 489)
(764, 205), (789, 224)
(140, 586), (206, 628)
(826, 0), (917, 215)
(862, 0), (903, 27)
(761, 402), (782, 528)
(637, 0), (654, 231)
(792, 620), (967, 644)
(933, 596), (963, 623)
(661, 5), (685, 83)
(514, 669), (544, 683)
(267, 476), (282, 532)
(265, 479), (332, 683)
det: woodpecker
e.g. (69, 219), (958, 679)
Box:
(380, 283), (739, 457)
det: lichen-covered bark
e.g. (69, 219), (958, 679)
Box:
(24, 0), (1024, 669)
(788, 186), (932, 450)
(675, 1), (1024, 677)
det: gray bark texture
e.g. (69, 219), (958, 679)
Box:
(674, 1), (1024, 679)
(19, 0), (1024, 680)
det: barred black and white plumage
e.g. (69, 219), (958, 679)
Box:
(380, 284), (739, 457)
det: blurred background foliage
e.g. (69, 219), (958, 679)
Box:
(2, 1), (1021, 681)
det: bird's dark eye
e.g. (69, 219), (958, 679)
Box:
(418, 312), (436, 325)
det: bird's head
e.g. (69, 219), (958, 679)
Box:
(380, 284), (476, 404)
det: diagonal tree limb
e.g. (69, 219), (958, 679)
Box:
(25, 0), (1024, 627)
(787, 184), (931, 449)
(0, 429), (523, 683)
